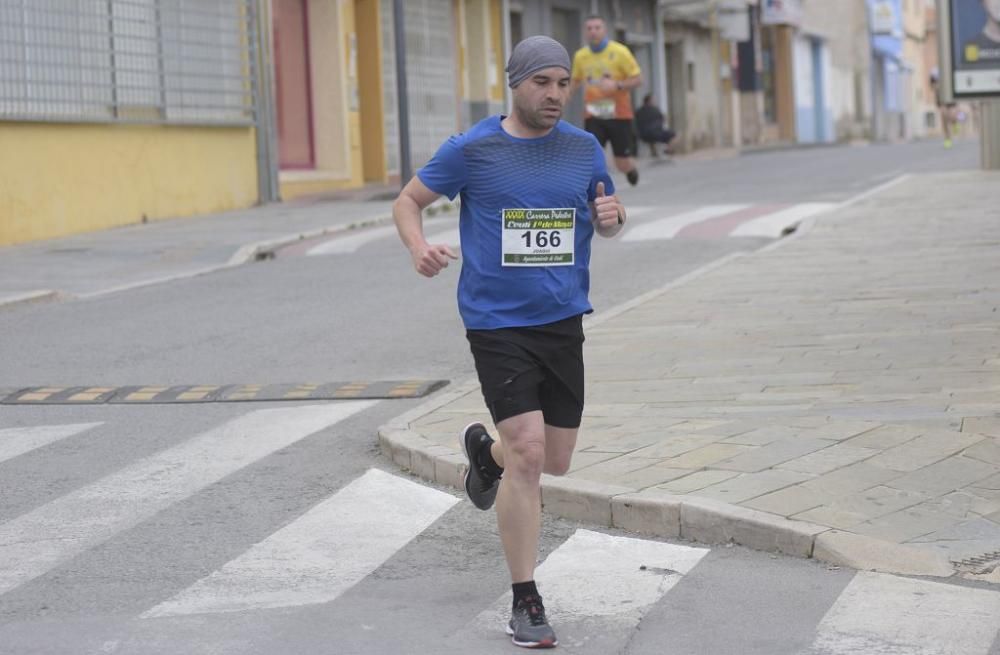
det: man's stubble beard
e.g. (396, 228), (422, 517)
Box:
(515, 102), (561, 130)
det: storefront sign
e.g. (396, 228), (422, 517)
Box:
(871, 1), (896, 35)
(760, 0), (802, 27)
(720, 7), (751, 42)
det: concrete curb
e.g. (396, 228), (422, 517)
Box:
(377, 422), (957, 577)
(0, 290), (62, 310)
(0, 199), (460, 309)
(227, 198), (461, 266)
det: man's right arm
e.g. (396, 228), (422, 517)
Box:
(393, 176), (457, 277)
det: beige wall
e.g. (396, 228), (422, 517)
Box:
(902, 0), (936, 137)
(801, 0), (871, 141)
(0, 123), (257, 245)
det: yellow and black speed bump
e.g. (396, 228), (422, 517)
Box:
(2, 387), (119, 404)
(0, 380), (448, 405)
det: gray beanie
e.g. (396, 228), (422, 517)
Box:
(506, 36), (571, 88)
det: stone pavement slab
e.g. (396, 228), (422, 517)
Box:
(380, 170), (1000, 580)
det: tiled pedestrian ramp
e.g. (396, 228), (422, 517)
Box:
(0, 380), (448, 405)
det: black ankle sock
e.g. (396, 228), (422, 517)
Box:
(477, 443), (504, 478)
(512, 580), (539, 608)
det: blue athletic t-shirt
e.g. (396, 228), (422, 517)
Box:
(417, 116), (615, 330)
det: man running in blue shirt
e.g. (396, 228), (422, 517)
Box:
(392, 36), (627, 649)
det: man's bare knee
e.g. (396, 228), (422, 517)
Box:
(505, 439), (546, 480)
(543, 456), (571, 476)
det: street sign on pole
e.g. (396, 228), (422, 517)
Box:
(938, 0), (1000, 169)
(938, 0), (1000, 100)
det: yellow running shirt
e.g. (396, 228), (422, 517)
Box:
(571, 40), (641, 120)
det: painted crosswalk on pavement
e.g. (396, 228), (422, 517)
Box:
(1, 412), (998, 655)
(292, 203), (836, 257)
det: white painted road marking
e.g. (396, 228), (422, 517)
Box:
(809, 571), (1000, 655)
(476, 529), (709, 630)
(730, 202), (836, 238)
(621, 205), (750, 241)
(0, 402), (374, 596)
(305, 225), (400, 256)
(0, 422), (102, 464)
(142, 468), (458, 617)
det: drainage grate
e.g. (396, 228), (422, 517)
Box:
(952, 550), (1000, 575)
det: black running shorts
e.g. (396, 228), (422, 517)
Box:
(584, 117), (635, 158)
(466, 315), (585, 429)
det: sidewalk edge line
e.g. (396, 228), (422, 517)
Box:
(226, 214), (394, 266)
(759, 173), (913, 254)
(227, 197), (461, 266)
(0, 290), (64, 310)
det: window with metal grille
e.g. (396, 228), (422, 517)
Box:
(0, 0), (257, 125)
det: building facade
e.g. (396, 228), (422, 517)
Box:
(0, 0), (264, 246)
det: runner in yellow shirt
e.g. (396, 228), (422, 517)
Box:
(571, 15), (643, 186)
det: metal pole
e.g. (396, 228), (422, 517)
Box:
(393, 0), (413, 187)
(654, 4), (668, 115)
(710, 0), (723, 147)
(866, 1), (880, 142)
(252, 0), (280, 203)
(982, 100), (1000, 170)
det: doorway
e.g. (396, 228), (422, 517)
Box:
(273, 0), (315, 169)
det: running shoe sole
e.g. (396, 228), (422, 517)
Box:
(505, 622), (558, 648)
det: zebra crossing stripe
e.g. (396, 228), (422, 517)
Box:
(621, 205), (750, 242)
(475, 529), (709, 631)
(809, 571), (1000, 655)
(305, 224), (400, 256)
(0, 402), (373, 597)
(0, 422), (102, 465)
(142, 468), (458, 617)
(729, 202), (836, 238)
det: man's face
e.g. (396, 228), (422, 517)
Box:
(584, 19), (606, 46)
(986, 0), (1000, 22)
(512, 67), (571, 130)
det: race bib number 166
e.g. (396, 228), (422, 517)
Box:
(501, 208), (575, 266)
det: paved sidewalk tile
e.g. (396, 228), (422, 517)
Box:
(963, 417), (1000, 437)
(964, 437), (1000, 466)
(696, 469), (813, 504)
(777, 444), (880, 475)
(742, 485), (828, 517)
(661, 443), (752, 469)
(885, 456), (999, 496)
(656, 470), (741, 494)
(794, 486), (930, 529)
(866, 430), (985, 472)
(713, 437), (836, 473)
